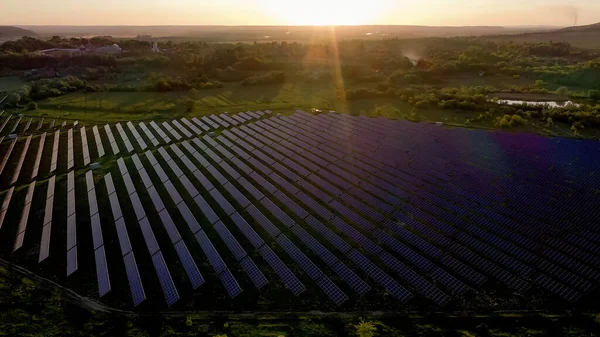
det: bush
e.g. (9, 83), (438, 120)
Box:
(6, 93), (21, 105)
(354, 319), (377, 337)
(241, 71), (285, 86)
(556, 86), (569, 96)
(496, 114), (526, 128)
(589, 90), (600, 100)
(27, 102), (38, 110)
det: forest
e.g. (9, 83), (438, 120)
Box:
(1, 35), (600, 138)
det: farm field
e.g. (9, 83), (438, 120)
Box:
(0, 109), (599, 313)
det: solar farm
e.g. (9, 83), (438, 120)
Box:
(0, 109), (599, 311)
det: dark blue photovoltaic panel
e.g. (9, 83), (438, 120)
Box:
(273, 190), (309, 220)
(372, 229), (433, 271)
(217, 135), (234, 148)
(192, 138), (208, 151)
(290, 225), (337, 266)
(130, 192), (147, 221)
(304, 216), (352, 253)
(164, 180), (184, 204)
(214, 145), (234, 159)
(192, 117), (211, 131)
(66, 247), (77, 276)
(174, 241), (205, 289)
(178, 175), (199, 199)
(330, 217), (382, 255)
(218, 269), (242, 298)
(306, 173), (342, 196)
(138, 218), (160, 255)
(221, 130), (238, 141)
(317, 276), (349, 306)
(210, 189), (236, 216)
(268, 172), (299, 195)
(193, 170), (215, 192)
(247, 203), (283, 236)
(272, 162), (300, 182)
(123, 252), (146, 306)
(230, 212), (265, 248)
(138, 168), (153, 189)
(213, 220), (247, 260)
(178, 203), (201, 234)
(148, 186), (166, 212)
(249, 172), (277, 194)
(248, 157), (272, 175)
(295, 191), (335, 221)
(218, 160), (241, 180)
(259, 245), (305, 296)
(431, 267), (470, 295)
(158, 209), (182, 243)
(95, 248), (111, 297)
(339, 193), (386, 223)
(115, 218), (132, 255)
(276, 234), (323, 280)
(252, 148), (276, 164)
(258, 198), (295, 228)
(236, 138), (256, 152)
(348, 250), (413, 302)
(328, 200), (375, 231)
(91, 213), (103, 250)
(240, 256), (268, 289)
(332, 262), (371, 296)
(296, 179), (333, 203)
(223, 182), (251, 208)
(202, 134), (219, 147)
(236, 176), (265, 201)
(194, 194), (220, 224)
(152, 252), (180, 306)
(206, 165), (229, 186)
(230, 145), (251, 160)
(230, 157), (253, 174)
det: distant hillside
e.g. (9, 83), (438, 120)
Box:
(557, 22), (600, 33)
(485, 22), (600, 51)
(0, 26), (37, 37)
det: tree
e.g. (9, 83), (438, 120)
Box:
(534, 80), (547, 88)
(556, 86), (569, 96)
(6, 93), (21, 105)
(589, 90), (600, 100)
(354, 319), (377, 337)
(27, 102), (38, 110)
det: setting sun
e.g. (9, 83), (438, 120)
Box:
(263, 0), (391, 25)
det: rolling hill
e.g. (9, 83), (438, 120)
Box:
(0, 26), (37, 38)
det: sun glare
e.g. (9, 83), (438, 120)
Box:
(264, 0), (389, 25)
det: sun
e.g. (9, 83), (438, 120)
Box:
(264, 0), (389, 25)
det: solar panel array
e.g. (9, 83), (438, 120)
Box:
(104, 173), (146, 306)
(0, 138), (16, 176)
(10, 135), (32, 185)
(80, 126), (91, 165)
(116, 157), (180, 306)
(39, 176), (55, 262)
(1, 111), (598, 309)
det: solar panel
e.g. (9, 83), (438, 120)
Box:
(290, 225), (338, 266)
(268, 172), (299, 195)
(172, 120), (193, 138)
(93, 247), (111, 297)
(273, 190), (309, 220)
(304, 216), (352, 254)
(150, 121), (172, 143)
(236, 176), (265, 201)
(0, 187), (14, 230)
(181, 118), (202, 135)
(66, 247), (78, 276)
(246, 203), (283, 237)
(259, 197), (295, 228)
(158, 209), (182, 243)
(295, 191), (335, 221)
(152, 252), (180, 306)
(66, 214), (77, 250)
(138, 217), (160, 255)
(39, 224), (52, 262)
(317, 276), (349, 306)
(223, 182), (251, 208)
(193, 194), (220, 224)
(332, 261), (371, 296)
(296, 179), (333, 204)
(210, 189), (236, 216)
(192, 117), (211, 132)
(329, 200), (374, 231)
(10, 135), (32, 185)
(115, 123), (134, 153)
(90, 213), (103, 250)
(115, 218), (133, 255)
(173, 241), (204, 289)
(162, 122), (182, 140)
(240, 256), (268, 289)
(218, 160), (241, 180)
(201, 116), (218, 129)
(213, 220), (247, 260)
(30, 132), (46, 180)
(194, 230), (228, 274)
(276, 234), (323, 280)
(230, 212), (265, 248)
(348, 250), (413, 302)
(218, 269), (242, 298)
(49, 131), (60, 172)
(259, 245), (305, 296)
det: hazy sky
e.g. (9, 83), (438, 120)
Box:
(3, 0), (599, 26)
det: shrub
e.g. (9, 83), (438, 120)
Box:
(354, 319), (377, 337)
(556, 86), (569, 96)
(27, 102), (38, 110)
(6, 93), (21, 105)
(589, 90), (600, 100)
(241, 71), (285, 86)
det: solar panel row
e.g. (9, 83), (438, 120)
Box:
(192, 117), (211, 132)
(162, 122), (183, 140)
(66, 170), (77, 276)
(92, 126), (105, 158)
(126, 121), (148, 150)
(181, 118), (202, 135)
(172, 119), (193, 138)
(80, 126), (91, 165)
(9, 135), (32, 185)
(150, 121), (172, 144)
(115, 123), (134, 153)
(104, 125), (120, 155)
(38, 176), (56, 263)
(0, 187), (15, 231)
(139, 122), (160, 147)
(0, 138), (17, 176)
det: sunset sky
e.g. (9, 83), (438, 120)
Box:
(3, 0), (599, 26)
